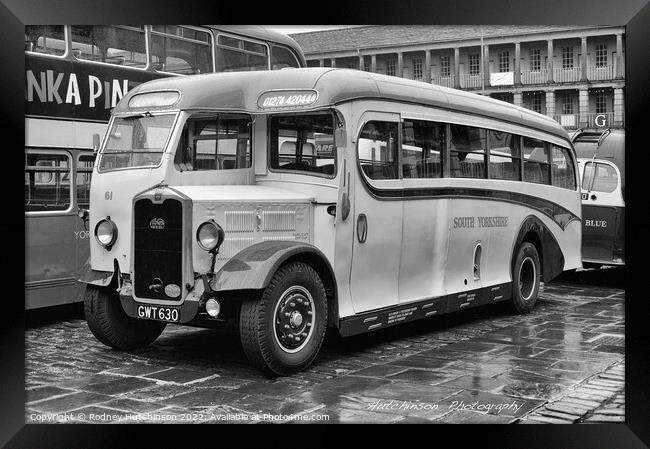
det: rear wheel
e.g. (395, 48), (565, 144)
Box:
(510, 242), (541, 314)
(84, 284), (166, 350)
(239, 262), (327, 376)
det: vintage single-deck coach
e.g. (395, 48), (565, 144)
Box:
(79, 68), (582, 375)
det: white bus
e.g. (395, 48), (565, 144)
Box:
(25, 25), (306, 310)
(79, 68), (582, 375)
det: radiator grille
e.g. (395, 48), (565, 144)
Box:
(133, 198), (183, 301)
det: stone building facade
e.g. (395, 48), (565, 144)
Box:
(291, 26), (625, 130)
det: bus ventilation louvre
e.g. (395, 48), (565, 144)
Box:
(133, 198), (183, 301)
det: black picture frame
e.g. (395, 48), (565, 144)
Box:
(5, 0), (649, 446)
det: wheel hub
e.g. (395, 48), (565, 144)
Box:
(289, 310), (303, 327)
(274, 287), (314, 352)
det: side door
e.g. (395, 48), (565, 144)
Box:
(580, 160), (624, 264)
(349, 112), (403, 313)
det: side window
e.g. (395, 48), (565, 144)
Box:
(217, 35), (268, 72)
(271, 45), (301, 70)
(523, 137), (551, 185)
(151, 26), (213, 74)
(76, 154), (95, 207)
(269, 113), (336, 176)
(174, 114), (252, 171)
(551, 145), (576, 190)
(25, 152), (71, 212)
(70, 26), (147, 68)
(25, 25), (66, 56)
(401, 119), (445, 179)
(358, 121), (399, 180)
(488, 130), (520, 181)
(450, 124), (487, 179)
(582, 162), (618, 193)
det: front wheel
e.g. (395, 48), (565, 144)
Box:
(510, 242), (541, 314)
(84, 284), (166, 350)
(239, 262), (328, 376)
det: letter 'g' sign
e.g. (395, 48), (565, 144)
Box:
(258, 90), (318, 109)
(594, 114), (608, 127)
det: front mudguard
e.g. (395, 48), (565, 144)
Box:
(210, 240), (334, 293)
(77, 259), (120, 288)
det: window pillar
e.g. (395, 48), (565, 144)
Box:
(330, 58), (337, 68)
(514, 42), (521, 86)
(578, 88), (589, 127)
(616, 34), (624, 79)
(581, 37), (588, 81)
(483, 44), (490, 86)
(547, 39), (554, 82)
(614, 87), (624, 127)
(318, 59), (324, 68)
(513, 92), (523, 107)
(545, 90), (555, 118)
(358, 54), (364, 71)
(371, 54), (377, 73)
(397, 52), (403, 78)
(425, 49), (431, 83)
(454, 47), (461, 88)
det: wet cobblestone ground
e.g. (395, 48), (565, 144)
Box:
(25, 269), (624, 424)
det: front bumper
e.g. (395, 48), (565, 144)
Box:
(117, 278), (201, 324)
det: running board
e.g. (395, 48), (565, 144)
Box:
(338, 282), (512, 337)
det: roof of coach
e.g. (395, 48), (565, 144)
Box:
(115, 67), (570, 141)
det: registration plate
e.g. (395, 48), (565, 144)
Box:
(136, 305), (180, 323)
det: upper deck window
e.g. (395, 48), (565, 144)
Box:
(151, 26), (213, 74)
(70, 26), (147, 68)
(99, 113), (176, 171)
(217, 35), (268, 72)
(173, 114), (252, 172)
(269, 113), (336, 177)
(271, 45), (301, 70)
(25, 25), (66, 56)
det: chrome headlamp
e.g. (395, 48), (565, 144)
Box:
(196, 220), (225, 252)
(95, 217), (118, 250)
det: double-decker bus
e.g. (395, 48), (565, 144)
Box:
(572, 129), (625, 267)
(25, 25), (306, 310)
(79, 68), (582, 375)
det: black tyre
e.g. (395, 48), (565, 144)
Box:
(239, 262), (328, 376)
(510, 242), (541, 314)
(84, 284), (166, 350)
